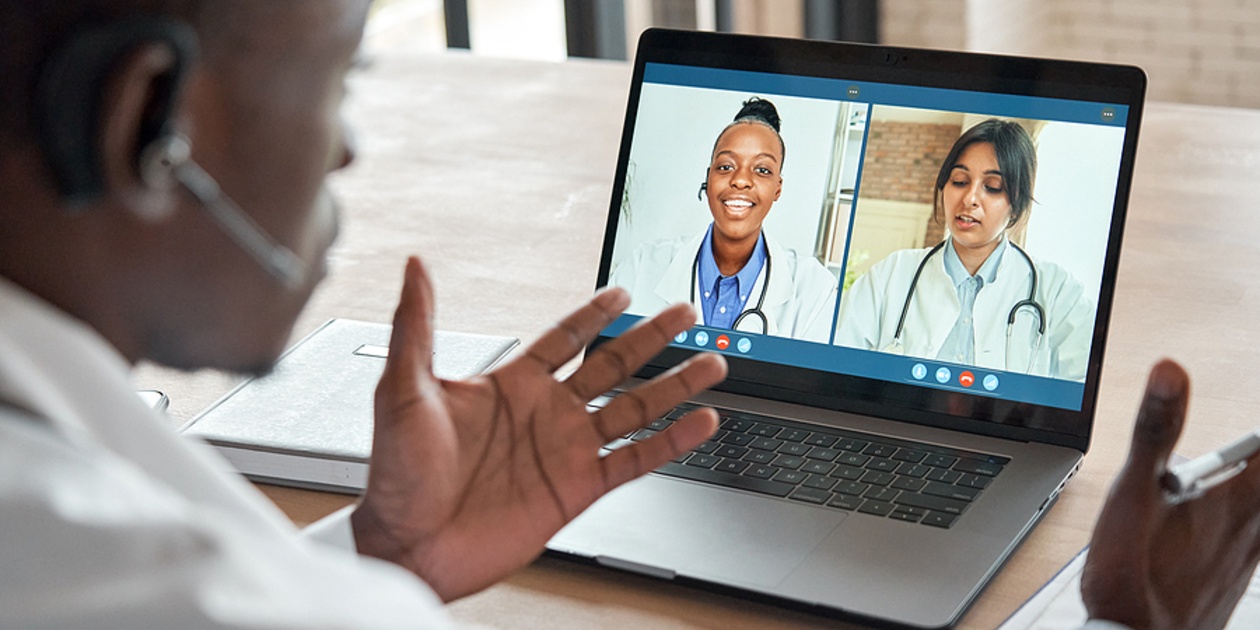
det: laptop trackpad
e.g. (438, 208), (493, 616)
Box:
(552, 475), (847, 589)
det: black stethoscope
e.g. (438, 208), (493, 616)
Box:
(689, 246), (773, 334)
(887, 239), (1046, 371)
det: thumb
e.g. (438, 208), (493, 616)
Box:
(380, 256), (438, 397)
(1120, 359), (1190, 489)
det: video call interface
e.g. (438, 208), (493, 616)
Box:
(602, 63), (1131, 412)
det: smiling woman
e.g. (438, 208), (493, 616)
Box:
(608, 97), (839, 342)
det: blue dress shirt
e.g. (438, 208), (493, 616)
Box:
(697, 224), (767, 329)
(936, 238), (1006, 364)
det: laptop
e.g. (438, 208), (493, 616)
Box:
(546, 29), (1145, 629)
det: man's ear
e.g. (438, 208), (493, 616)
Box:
(98, 43), (187, 221)
(34, 17), (197, 209)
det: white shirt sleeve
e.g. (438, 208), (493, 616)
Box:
(302, 504), (358, 552)
(0, 415), (451, 630)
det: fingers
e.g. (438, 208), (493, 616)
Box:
(518, 287), (632, 374)
(590, 352), (728, 443)
(1121, 359), (1191, 490)
(565, 303), (698, 403)
(379, 257), (438, 401)
(599, 408), (720, 491)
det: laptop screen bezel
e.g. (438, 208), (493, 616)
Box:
(591, 28), (1147, 454)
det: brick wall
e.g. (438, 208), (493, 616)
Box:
(882, 0), (1260, 109)
(860, 120), (961, 204)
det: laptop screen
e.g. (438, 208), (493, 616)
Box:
(596, 30), (1144, 449)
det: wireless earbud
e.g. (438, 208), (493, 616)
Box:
(138, 133), (192, 190)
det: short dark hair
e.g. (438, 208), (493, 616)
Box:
(0, 1), (219, 143)
(933, 118), (1037, 228)
(713, 96), (786, 168)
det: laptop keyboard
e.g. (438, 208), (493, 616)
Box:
(593, 397), (1007, 529)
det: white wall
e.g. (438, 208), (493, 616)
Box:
(610, 83), (842, 272)
(1023, 121), (1128, 301)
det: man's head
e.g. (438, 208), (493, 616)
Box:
(0, 1), (370, 374)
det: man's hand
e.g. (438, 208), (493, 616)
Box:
(1083, 360), (1260, 629)
(351, 257), (728, 601)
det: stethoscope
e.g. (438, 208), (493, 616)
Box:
(887, 239), (1046, 372)
(689, 246), (772, 334)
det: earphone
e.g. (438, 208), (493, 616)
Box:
(36, 16), (306, 289)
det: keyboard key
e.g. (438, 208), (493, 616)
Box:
(894, 491), (969, 515)
(866, 458), (899, 472)
(665, 404), (699, 419)
(715, 459), (750, 474)
(923, 454), (958, 468)
(744, 464), (778, 479)
(957, 473), (993, 489)
(922, 481), (981, 502)
(648, 418), (673, 431)
(834, 480), (870, 496)
(896, 463), (931, 478)
(693, 440), (719, 454)
(719, 417), (756, 432)
(828, 494), (863, 510)
(858, 500), (895, 516)
(771, 455), (806, 470)
(922, 512), (959, 528)
(860, 471), (895, 486)
(630, 429), (657, 441)
(800, 460), (835, 475)
(837, 438), (869, 452)
(686, 454), (721, 468)
(864, 486), (900, 502)
(714, 445), (749, 459)
(749, 424), (782, 437)
(804, 434), (838, 447)
(863, 443), (898, 458)
(743, 450), (776, 464)
(655, 462), (793, 497)
(836, 453), (870, 467)
(720, 433), (755, 447)
(891, 477), (927, 492)
(806, 447), (841, 462)
(831, 465), (865, 480)
(773, 469), (809, 485)
(789, 487), (831, 504)
(780, 429), (811, 443)
(893, 505), (927, 518)
(889, 510), (923, 523)
(925, 468), (962, 484)
(803, 475), (838, 490)
(953, 459), (1004, 477)
(750, 437), (784, 451)
(892, 448), (927, 463)
(777, 443), (811, 457)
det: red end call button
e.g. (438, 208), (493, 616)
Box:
(959, 371), (975, 388)
(715, 335), (731, 350)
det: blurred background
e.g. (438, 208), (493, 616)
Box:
(366, 0), (1260, 109)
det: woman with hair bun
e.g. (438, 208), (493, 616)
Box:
(609, 97), (838, 343)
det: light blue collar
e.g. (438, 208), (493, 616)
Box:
(698, 224), (767, 299)
(943, 237), (1006, 288)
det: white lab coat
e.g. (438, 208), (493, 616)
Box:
(609, 229), (839, 343)
(834, 243), (1095, 381)
(0, 276), (449, 629)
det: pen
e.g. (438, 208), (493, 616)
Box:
(1162, 429), (1260, 499)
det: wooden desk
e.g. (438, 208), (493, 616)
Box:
(134, 51), (1260, 629)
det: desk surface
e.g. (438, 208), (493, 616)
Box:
(134, 51), (1260, 629)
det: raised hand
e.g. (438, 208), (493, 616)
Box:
(351, 256), (728, 601)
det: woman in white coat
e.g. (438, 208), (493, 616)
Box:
(609, 98), (838, 343)
(834, 119), (1094, 381)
